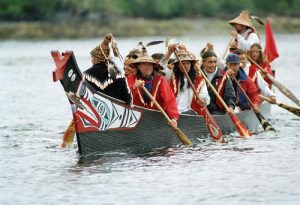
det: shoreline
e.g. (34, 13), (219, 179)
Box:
(1, 16), (299, 39)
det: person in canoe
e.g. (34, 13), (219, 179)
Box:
(201, 50), (236, 115)
(161, 45), (210, 115)
(228, 10), (262, 52)
(234, 49), (276, 103)
(126, 44), (179, 129)
(248, 43), (275, 87)
(225, 53), (261, 112)
(83, 33), (132, 105)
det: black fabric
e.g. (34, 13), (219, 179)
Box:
(204, 68), (236, 113)
(84, 63), (132, 105)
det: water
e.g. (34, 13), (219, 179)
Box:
(1, 35), (300, 205)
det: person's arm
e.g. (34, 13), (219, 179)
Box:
(159, 78), (179, 121)
(223, 78), (236, 110)
(246, 78), (261, 110)
(237, 33), (260, 51)
(198, 82), (210, 106)
(256, 71), (275, 97)
(126, 75), (141, 103)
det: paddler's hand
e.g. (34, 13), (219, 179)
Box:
(133, 79), (145, 89)
(164, 44), (178, 61)
(226, 69), (235, 76)
(206, 42), (214, 51)
(169, 118), (178, 129)
(269, 96), (276, 104)
(227, 106), (234, 115)
(231, 30), (238, 38)
(253, 105), (260, 113)
(197, 98), (206, 106)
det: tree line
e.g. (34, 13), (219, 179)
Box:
(1, 0), (299, 22)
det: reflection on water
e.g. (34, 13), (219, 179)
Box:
(1, 35), (300, 205)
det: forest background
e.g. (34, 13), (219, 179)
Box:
(1, 0), (300, 39)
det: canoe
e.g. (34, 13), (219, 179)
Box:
(52, 51), (271, 155)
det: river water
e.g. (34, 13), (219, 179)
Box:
(1, 35), (300, 205)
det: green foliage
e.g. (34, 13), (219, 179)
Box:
(0, 0), (299, 21)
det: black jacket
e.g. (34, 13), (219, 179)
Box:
(84, 63), (132, 105)
(204, 68), (236, 114)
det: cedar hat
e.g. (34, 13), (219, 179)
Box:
(172, 49), (197, 64)
(90, 33), (112, 64)
(228, 10), (254, 30)
(131, 44), (156, 66)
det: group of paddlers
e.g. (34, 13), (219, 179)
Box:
(83, 10), (278, 130)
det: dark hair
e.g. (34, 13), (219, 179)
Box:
(250, 43), (264, 64)
(173, 62), (197, 91)
(202, 51), (217, 61)
(168, 58), (175, 64)
(135, 65), (154, 80)
(233, 49), (246, 55)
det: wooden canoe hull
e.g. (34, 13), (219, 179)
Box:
(52, 51), (271, 155)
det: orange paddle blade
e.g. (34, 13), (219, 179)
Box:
(229, 114), (252, 138)
(60, 120), (76, 148)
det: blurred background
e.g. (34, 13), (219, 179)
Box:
(1, 0), (300, 39)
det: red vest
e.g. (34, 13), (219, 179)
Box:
(215, 74), (228, 110)
(248, 64), (261, 93)
(169, 75), (205, 115)
(127, 74), (179, 120)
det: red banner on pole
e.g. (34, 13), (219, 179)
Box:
(264, 18), (279, 63)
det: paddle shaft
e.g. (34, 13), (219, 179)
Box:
(141, 86), (172, 123)
(260, 95), (300, 117)
(174, 50), (224, 143)
(141, 86), (192, 145)
(195, 65), (231, 112)
(231, 75), (275, 131)
(174, 50), (206, 105)
(231, 75), (257, 110)
(247, 55), (300, 107)
(222, 37), (234, 60)
(195, 64), (252, 137)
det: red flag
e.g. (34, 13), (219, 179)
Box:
(264, 18), (279, 63)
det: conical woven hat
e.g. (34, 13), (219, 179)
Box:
(172, 49), (197, 64)
(90, 33), (112, 64)
(228, 10), (254, 29)
(132, 45), (156, 65)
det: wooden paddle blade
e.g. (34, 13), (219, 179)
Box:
(174, 128), (192, 145)
(254, 112), (275, 131)
(229, 114), (252, 138)
(201, 107), (224, 143)
(60, 120), (75, 148)
(278, 103), (300, 117)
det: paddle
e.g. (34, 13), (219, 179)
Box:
(231, 75), (275, 131)
(247, 55), (300, 107)
(222, 37), (234, 60)
(173, 49), (225, 143)
(260, 95), (300, 117)
(141, 86), (192, 145)
(60, 119), (75, 148)
(195, 65), (252, 137)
